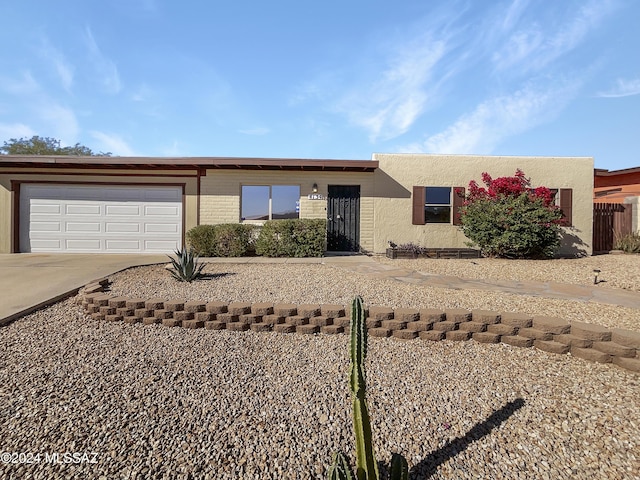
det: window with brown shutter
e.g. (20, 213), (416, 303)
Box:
(412, 186), (425, 225)
(453, 187), (465, 225)
(412, 186), (465, 225)
(559, 188), (573, 226)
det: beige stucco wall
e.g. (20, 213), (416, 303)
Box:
(372, 154), (594, 256)
(0, 154), (595, 256)
(624, 197), (640, 233)
(199, 170), (376, 251)
(0, 168), (199, 253)
(0, 179), (11, 253)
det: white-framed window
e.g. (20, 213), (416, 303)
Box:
(425, 186), (452, 223)
(241, 185), (300, 221)
(412, 185), (464, 226)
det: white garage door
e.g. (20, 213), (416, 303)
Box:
(20, 184), (183, 253)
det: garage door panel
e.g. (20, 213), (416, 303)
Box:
(145, 205), (179, 216)
(30, 222), (61, 232)
(106, 205), (141, 216)
(106, 239), (141, 250)
(20, 184), (182, 253)
(66, 204), (101, 215)
(31, 204), (61, 214)
(106, 222), (140, 233)
(66, 239), (102, 250)
(144, 240), (179, 251)
(31, 238), (62, 250)
(145, 223), (179, 233)
(65, 222), (101, 232)
(31, 222), (62, 235)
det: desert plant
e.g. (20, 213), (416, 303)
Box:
(396, 242), (427, 255)
(327, 296), (408, 480)
(614, 231), (640, 253)
(167, 247), (206, 282)
(459, 170), (564, 258)
(327, 451), (354, 480)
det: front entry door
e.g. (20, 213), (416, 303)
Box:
(327, 185), (360, 252)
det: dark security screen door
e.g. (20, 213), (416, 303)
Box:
(327, 185), (360, 252)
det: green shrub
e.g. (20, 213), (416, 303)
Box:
(614, 231), (640, 253)
(255, 219), (326, 257)
(186, 224), (256, 257)
(185, 225), (216, 256)
(460, 170), (564, 259)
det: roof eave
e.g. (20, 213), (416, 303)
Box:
(0, 155), (378, 172)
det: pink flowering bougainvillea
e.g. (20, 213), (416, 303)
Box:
(459, 170), (565, 258)
(466, 169), (556, 206)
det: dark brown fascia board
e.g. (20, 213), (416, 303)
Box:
(595, 166), (640, 176)
(0, 155), (378, 172)
(594, 188), (623, 197)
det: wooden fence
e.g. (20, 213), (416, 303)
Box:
(593, 203), (633, 253)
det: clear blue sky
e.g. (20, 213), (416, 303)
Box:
(0, 0), (638, 170)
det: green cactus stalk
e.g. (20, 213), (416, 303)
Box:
(327, 296), (409, 480)
(350, 295), (379, 480)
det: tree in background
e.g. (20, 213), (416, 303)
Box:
(459, 169), (565, 259)
(0, 136), (110, 156)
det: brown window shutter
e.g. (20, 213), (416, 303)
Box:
(559, 188), (572, 226)
(452, 187), (465, 225)
(412, 186), (425, 225)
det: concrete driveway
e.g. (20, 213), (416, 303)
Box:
(0, 253), (168, 326)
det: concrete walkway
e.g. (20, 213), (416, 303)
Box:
(0, 254), (167, 326)
(330, 259), (640, 309)
(1, 253), (638, 326)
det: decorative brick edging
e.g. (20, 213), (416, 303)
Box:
(78, 281), (640, 374)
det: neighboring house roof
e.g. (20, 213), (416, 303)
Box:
(0, 155), (379, 172)
(595, 166), (640, 176)
(594, 166), (640, 202)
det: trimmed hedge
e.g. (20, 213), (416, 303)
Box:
(255, 219), (326, 257)
(186, 224), (257, 257)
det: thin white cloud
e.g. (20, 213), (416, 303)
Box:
(131, 84), (154, 102)
(597, 77), (640, 98)
(288, 81), (329, 107)
(160, 140), (184, 156)
(84, 27), (122, 94)
(38, 102), (79, 142)
(493, 0), (617, 73)
(40, 37), (74, 92)
(90, 131), (136, 156)
(0, 123), (36, 142)
(0, 71), (40, 95)
(238, 127), (270, 136)
(501, 0), (532, 32)
(405, 80), (580, 154)
(492, 26), (543, 71)
(336, 33), (448, 142)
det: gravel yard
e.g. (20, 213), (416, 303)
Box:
(106, 256), (640, 331)
(375, 254), (640, 292)
(1, 255), (639, 479)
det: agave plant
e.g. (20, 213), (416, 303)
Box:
(328, 296), (408, 480)
(167, 247), (206, 282)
